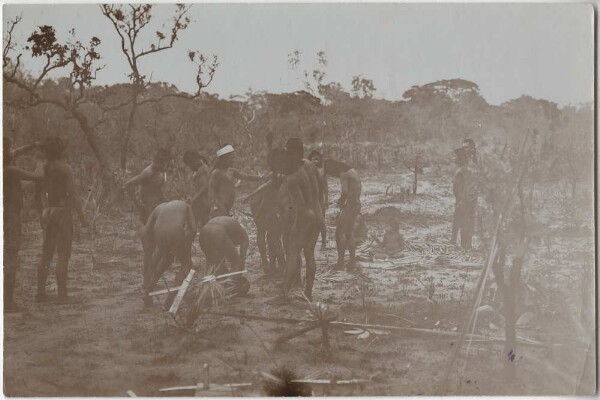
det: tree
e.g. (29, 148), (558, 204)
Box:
(100, 4), (218, 169)
(3, 17), (114, 189)
(351, 75), (376, 99)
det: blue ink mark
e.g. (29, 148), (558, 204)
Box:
(508, 350), (516, 362)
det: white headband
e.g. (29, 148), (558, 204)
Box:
(216, 145), (235, 157)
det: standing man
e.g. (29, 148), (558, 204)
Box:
(451, 147), (477, 249)
(308, 149), (329, 249)
(183, 150), (211, 227)
(208, 144), (262, 218)
(4, 137), (43, 311)
(324, 159), (362, 270)
(37, 137), (87, 303)
(123, 148), (171, 224)
(462, 138), (478, 166)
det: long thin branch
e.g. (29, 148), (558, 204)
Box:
(100, 5), (135, 71)
(136, 5), (191, 59)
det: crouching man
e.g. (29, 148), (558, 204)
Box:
(141, 200), (196, 308)
(198, 216), (250, 296)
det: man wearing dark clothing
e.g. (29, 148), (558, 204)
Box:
(451, 147), (477, 249)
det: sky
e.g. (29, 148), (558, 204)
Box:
(2, 3), (594, 106)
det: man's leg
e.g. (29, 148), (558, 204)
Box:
(4, 249), (19, 310)
(4, 211), (21, 310)
(461, 203), (475, 250)
(451, 203), (460, 244)
(282, 236), (304, 299)
(165, 246), (193, 309)
(146, 252), (175, 299)
(267, 226), (285, 274)
(303, 222), (319, 300)
(143, 248), (162, 306)
(56, 214), (73, 302)
(256, 223), (270, 274)
(38, 212), (58, 302)
(334, 211), (347, 270)
(320, 213), (327, 250)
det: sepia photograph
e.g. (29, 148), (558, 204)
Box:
(2, 2), (595, 396)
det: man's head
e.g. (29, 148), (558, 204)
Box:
(453, 147), (467, 167)
(308, 150), (323, 168)
(4, 137), (13, 165)
(285, 137), (304, 161)
(323, 159), (351, 178)
(183, 150), (207, 170)
(267, 148), (297, 176)
(215, 144), (235, 169)
(42, 136), (66, 161)
(153, 148), (171, 172)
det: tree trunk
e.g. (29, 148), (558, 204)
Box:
(490, 246), (519, 384)
(504, 254), (522, 383)
(413, 170), (418, 194)
(73, 110), (115, 201)
(120, 99), (139, 170)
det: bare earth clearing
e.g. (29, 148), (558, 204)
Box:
(4, 169), (594, 396)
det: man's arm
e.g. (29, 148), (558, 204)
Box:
(231, 168), (263, 182)
(64, 166), (87, 226)
(10, 141), (40, 158)
(5, 165), (44, 182)
(123, 167), (152, 190)
(338, 173), (349, 207)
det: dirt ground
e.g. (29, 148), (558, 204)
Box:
(4, 169), (595, 396)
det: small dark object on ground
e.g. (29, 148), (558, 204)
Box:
(262, 367), (311, 397)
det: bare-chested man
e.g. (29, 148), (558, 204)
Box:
(4, 137), (43, 311)
(324, 159), (362, 270)
(270, 148), (320, 302)
(183, 150), (211, 227)
(37, 137), (87, 303)
(208, 145), (262, 218)
(286, 139), (326, 249)
(308, 149), (329, 249)
(198, 216), (251, 296)
(123, 148), (171, 224)
(141, 200), (196, 307)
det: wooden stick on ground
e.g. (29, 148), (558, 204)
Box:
(148, 286), (181, 297)
(210, 311), (584, 351)
(273, 316), (337, 350)
(168, 269), (196, 315)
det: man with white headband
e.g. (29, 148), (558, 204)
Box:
(208, 144), (263, 217)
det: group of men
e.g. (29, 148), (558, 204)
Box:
(4, 133), (478, 313)
(4, 136), (86, 312)
(125, 136), (363, 306)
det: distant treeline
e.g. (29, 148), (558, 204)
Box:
(5, 76), (593, 189)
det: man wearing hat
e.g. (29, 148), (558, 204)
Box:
(208, 144), (263, 218)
